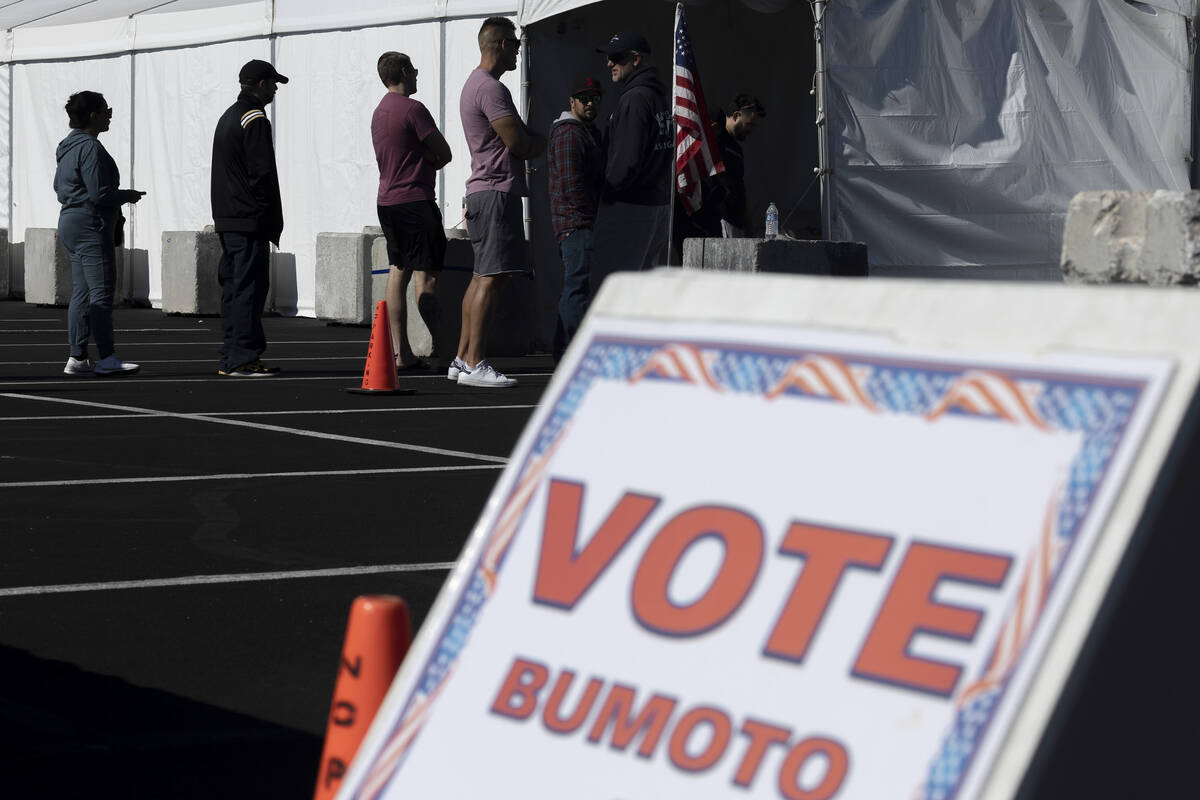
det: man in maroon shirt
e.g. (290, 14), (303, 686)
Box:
(372, 51), (453, 370)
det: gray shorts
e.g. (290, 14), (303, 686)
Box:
(464, 190), (528, 277)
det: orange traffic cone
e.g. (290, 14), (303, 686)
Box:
(347, 300), (414, 395)
(313, 595), (413, 800)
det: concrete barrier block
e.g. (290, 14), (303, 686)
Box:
(161, 230), (222, 314)
(682, 238), (868, 277)
(24, 228), (72, 306)
(440, 233), (534, 357)
(368, 234), (440, 357)
(1140, 191), (1200, 285)
(0, 228), (9, 299)
(1060, 190), (1200, 286)
(1060, 191), (1147, 284)
(314, 232), (372, 325)
(363, 228), (533, 358)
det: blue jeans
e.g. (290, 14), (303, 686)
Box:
(554, 228), (593, 362)
(59, 209), (117, 360)
(217, 231), (271, 371)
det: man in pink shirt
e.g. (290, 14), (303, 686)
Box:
(372, 51), (452, 371)
(452, 16), (545, 388)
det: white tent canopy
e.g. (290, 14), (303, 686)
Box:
(1, 0), (529, 315)
(1, 0), (1194, 323)
(0, 2), (524, 59)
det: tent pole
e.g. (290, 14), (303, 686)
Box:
(7, 61), (12, 267)
(520, 30), (531, 243)
(128, 48), (136, 266)
(666, 2), (681, 268)
(439, 19), (447, 221)
(812, 0), (831, 239)
(1190, 14), (1198, 190)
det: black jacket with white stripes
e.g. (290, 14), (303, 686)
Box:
(211, 90), (283, 244)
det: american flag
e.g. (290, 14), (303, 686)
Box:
(673, 3), (723, 214)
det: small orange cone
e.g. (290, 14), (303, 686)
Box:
(313, 595), (413, 800)
(347, 300), (414, 395)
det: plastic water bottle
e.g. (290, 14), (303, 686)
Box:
(765, 202), (779, 240)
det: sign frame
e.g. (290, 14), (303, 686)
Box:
(336, 272), (1200, 799)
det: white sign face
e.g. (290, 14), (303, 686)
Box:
(339, 316), (1170, 800)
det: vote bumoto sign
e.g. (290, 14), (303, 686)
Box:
(336, 273), (1188, 799)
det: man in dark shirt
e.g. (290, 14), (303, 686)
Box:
(210, 59), (287, 377)
(671, 93), (767, 260)
(548, 76), (604, 363)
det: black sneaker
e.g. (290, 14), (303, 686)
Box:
(218, 359), (281, 377)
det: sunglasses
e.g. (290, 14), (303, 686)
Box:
(574, 94), (601, 104)
(608, 51), (635, 66)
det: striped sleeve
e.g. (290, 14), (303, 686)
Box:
(240, 109), (266, 128)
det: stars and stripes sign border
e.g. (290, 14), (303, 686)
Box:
(348, 334), (1149, 799)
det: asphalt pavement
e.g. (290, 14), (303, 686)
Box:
(0, 299), (551, 797)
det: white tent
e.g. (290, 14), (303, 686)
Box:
(824, 0), (1196, 279)
(1, 1), (527, 317)
(1, 1), (1194, 333)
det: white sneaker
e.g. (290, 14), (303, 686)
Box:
(457, 360), (516, 388)
(64, 357), (94, 375)
(447, 357), (470, 381)
(93, 354), (140, 376)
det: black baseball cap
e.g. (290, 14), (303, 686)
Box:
(571, 76), (604, 97)
(596, 32), (651, 57)
(239, 59), (289, 85)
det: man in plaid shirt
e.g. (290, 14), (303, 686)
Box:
(548, 76), (605, 363)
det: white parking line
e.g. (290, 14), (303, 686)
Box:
(0, 463), (503, 488)
(0, 328), (211, 333)
(0, 339), (365, 347)
(0, 404), (537, 422)
(0, 392), (510, 464)
(0, 356), (361, 365)
(0, 372), (549, 387)
(0, 562), (458, 598)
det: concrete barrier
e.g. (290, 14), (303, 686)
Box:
(162, 230), (222, 314)
(314, 232), (374, 325)
(365, 232), (440, 356)
(318, 228), (534, 357)
(23, 228), (72, 306)
(25, 227), (139, 307)
(387, 231), (533, 358)
(0, 228), (9, 299)
(1061, 190), (1200, 285)
(682, 237), (869, 277)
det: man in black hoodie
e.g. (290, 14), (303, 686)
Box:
(590, 32), (673, 297)
(210, 59), (287, 377)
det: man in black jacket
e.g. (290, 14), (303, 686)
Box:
(670, 93), (767, 261)
(590, 32), (673, 297)
(210, 59), (287, 377)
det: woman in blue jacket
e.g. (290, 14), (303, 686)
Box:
(54, 91), (144, 376)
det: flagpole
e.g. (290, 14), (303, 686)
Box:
(666, 2), (682, 268)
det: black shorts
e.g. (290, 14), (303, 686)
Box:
(377, 200), (447, 272)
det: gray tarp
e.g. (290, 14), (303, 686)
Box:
(826, 0), (1196, 277)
